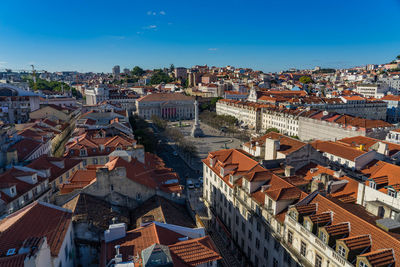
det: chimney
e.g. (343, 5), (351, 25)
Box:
(285, 165), (295, 177)
(114, 245), (122, 264)
(261, 185), (271, 192)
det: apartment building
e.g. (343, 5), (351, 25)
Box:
(356, 83), (388, 98)
(64, 129), (137, 166)
(303, 96), (388, 121)
(386, 128), (400, 144)
(216, 99), (268, 131)
(85, 85), (110, 105)
(299, 111), (394, 141)
(202, 148), (400, 267)
(242, 132), (324, 170)
(0, 84), (40, 123)
(0, 155), (82, 215)
(381, 95), (400, 122)
(0, 201), (75, 267)
(261, 108), (305, 136)
(202, 148), (307, 267)
(58, 151), (182, 209)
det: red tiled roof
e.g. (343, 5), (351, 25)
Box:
(359, 249), (395, 266)
(243, 132), (305, 155)
(312, 140), (366, 161)
(8, 139), (43, 161)
(0, 202), (72, 257)
(102, 223), (220, 266)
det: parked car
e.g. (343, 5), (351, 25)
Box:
(186, 179), (194, 189)
(194, 182), (201, 188)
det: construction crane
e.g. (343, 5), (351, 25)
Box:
(31, 64), (37, 91)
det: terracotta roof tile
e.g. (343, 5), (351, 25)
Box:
(359, 249), (395, 266)
(0, 202), (72, 257)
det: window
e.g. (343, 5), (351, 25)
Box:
(315, 254), (322, 267)
(255, 255), (259, 266)
(263, 247), (268, 259)
(236, 215), (239, 225)
(65, 244), (68, 261)
(273, 258), (278, 267)
(320, 231), (327, 243)
(264, 229), (270, 241)
(247, 246), (251, 257)
(300, 241), (307, 257)
(359, 261), (368, 267)
(242, 222), (245, 232)
(338, 245), (346, 258)
(274, 239), (279, 251)
(304, 219), (312, 231)
(370, 181), (376, 189)
(257, 222), (261, 232)
(136, 193), (142, 201)
(256, 238), (260, 249)
(388, 189), (397, 198)
(110, 185), (114, 191)
(287, 230), (293, 245)
(248, 230), (252, 240)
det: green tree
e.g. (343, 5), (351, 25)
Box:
(150, 69), (173, 84)
(265, 128), (279, 134)
(299, 76), (313, 84)
(131, 66), (145, 77)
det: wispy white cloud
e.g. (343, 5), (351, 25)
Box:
(143, 25), (157, 30)
(147, 10), (166, 16)
(208, 48), (218, 51)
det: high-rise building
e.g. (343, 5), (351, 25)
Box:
(112, 65), (120, 77)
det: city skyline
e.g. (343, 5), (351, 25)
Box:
(1, 0), (400, 73)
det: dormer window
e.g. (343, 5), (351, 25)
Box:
(370, 181), (376, 189)
(304, 219), (312, 231)
(229, 175), (233, 184)
(10, 187), (15, 195)
(388, 189), (397, 198)
(358, 261), (367, 267)
(338, 245), (346, 258)
(319, 231), (327, 243)
(209, 158), (214, 167)
(289, 210), (297, 220)
(220, 168), (224, 177)
(79, 149), (87, 156)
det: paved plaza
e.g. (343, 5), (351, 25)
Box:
(167, 120), (243, 171)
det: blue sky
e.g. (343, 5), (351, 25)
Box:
(0, 0), (400, 73)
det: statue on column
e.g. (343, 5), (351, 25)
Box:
(191, 96), (204, 137)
